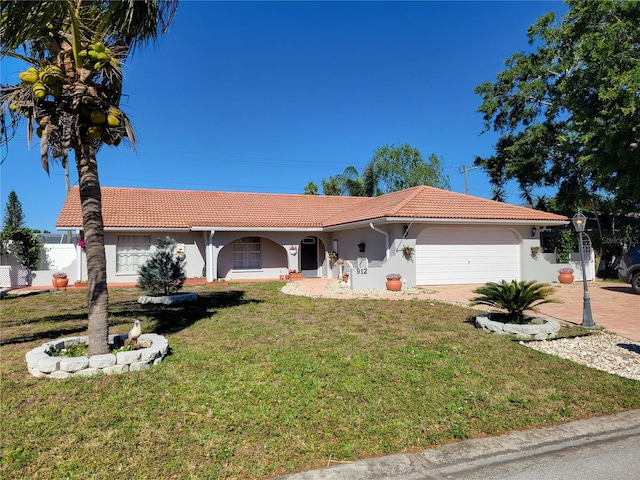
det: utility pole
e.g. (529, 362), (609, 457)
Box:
(459, 165), (478, 195)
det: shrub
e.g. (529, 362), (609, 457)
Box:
(471, 280), (561, 324)
(137, 236), (186, 296)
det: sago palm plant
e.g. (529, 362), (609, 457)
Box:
(470, 280), (561, 324)
(0, 1), (177, 355)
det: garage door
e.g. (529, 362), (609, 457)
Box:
(416, 227), (521, 285)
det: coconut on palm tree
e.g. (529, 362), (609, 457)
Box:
(470, 280), (561, 324)
(0, 1), (177, 355)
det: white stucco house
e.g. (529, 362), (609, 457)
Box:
(55, 185), (573, 290)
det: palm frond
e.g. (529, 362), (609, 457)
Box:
(471, 279), (561, 322)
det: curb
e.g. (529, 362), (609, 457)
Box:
(275, 409), (640, 480)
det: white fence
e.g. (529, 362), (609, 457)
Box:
(0, 243), (78, 288)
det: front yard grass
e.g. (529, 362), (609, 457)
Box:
(1, 281), (639, 479)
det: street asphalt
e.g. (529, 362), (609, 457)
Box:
(274, 409), (640, 480)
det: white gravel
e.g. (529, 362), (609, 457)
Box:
(282, 281), (640, 381)
(522, 333), (640, 381)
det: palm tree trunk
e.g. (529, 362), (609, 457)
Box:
(75, 141), (109, 356)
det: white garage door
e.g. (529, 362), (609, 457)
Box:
(416, 227), (521, 285)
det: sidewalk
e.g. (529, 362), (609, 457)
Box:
(274, 409), (640, 480)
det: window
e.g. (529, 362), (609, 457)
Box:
(116, 235), (151, 273)
(233, 237), (261, 270)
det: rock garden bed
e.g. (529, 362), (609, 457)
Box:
(25, 333), (169, 378)
(475, 314), (560, 340)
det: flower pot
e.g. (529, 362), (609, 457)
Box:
(342, 274), (349, 283)
(386, 279), (402, 291)
(558, 273), (574, 284)
(289, 273), (303, 281)
(52, 277), (68, 289)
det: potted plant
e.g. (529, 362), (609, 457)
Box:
(52, 271), (68, 289)
(358, 242), (366, 253)
(530, 246), (540, 257)
(386, 273), (402, 291)
(342, 272), (349, 283)
(558, 267), (574, 284)
(288, 269), (303, 281)
(328, 251), (338, 261)
(402, 245), (414, 256)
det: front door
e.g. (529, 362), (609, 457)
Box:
(300, 237), (319, 278)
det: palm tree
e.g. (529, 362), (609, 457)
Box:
(470, 280), (561, 324)
(338, 161), (381, 197)
(0, 1), (177, 355)
(491, 185), (506, 203)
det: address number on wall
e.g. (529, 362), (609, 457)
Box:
(356, 268), (368, 275)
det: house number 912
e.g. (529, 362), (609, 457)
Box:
(356, 268), (368, 275)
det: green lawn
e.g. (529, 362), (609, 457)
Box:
(1, 282), (638, 479)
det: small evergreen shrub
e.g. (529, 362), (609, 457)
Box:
(137, 236), (186, 296)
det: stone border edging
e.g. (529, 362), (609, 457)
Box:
(25, 333), (169, 378)
(138, 292), (198, 305)
(475, 315), (560, 340)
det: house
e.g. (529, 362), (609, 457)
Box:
(56, 185), (572, 289)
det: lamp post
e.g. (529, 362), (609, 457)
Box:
(571, 212), (595, 327)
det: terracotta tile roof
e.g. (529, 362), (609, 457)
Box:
(56, 186), (568, 230)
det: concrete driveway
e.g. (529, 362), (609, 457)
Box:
(294, 278), (639, 342)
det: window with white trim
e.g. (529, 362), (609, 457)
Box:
(116, 235), (151, 273)
(233, 236), (261, 270)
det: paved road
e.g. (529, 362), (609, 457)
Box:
(275, 409), (640, 480)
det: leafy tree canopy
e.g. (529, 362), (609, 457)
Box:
(321, 176), (341, 196)
(303, 181), (318, 195)
(311, 143), (450, 197)
(475, 0), (640, 211)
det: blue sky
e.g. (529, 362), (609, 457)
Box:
(1, 0), (566, 232)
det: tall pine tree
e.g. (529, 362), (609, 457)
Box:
(1, 190), (41, 270)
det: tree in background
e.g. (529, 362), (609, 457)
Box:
(303, 181), (318, 195)
(1, 190), (41, 270)
(137, 237), (186, 297)
(321, 176), (341, 196)
(3, 190), (25, 230)
(0, 1), (177, 355)
(312, 143), (450, 197)
(475, 0), (640, 211)
(337, 164), (380, 197)
(373, 144), (450, 193)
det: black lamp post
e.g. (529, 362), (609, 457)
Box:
(571, 212), (595, 327)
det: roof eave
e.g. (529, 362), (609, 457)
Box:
(191, 226), (323, 232)
(378, 217), (570, 226)
(324, 216), (569, 231)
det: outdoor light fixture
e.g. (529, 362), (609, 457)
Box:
(530, 226), (537, 237)
(289, 245), (298, 256)
(571, 212), (595, 327)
